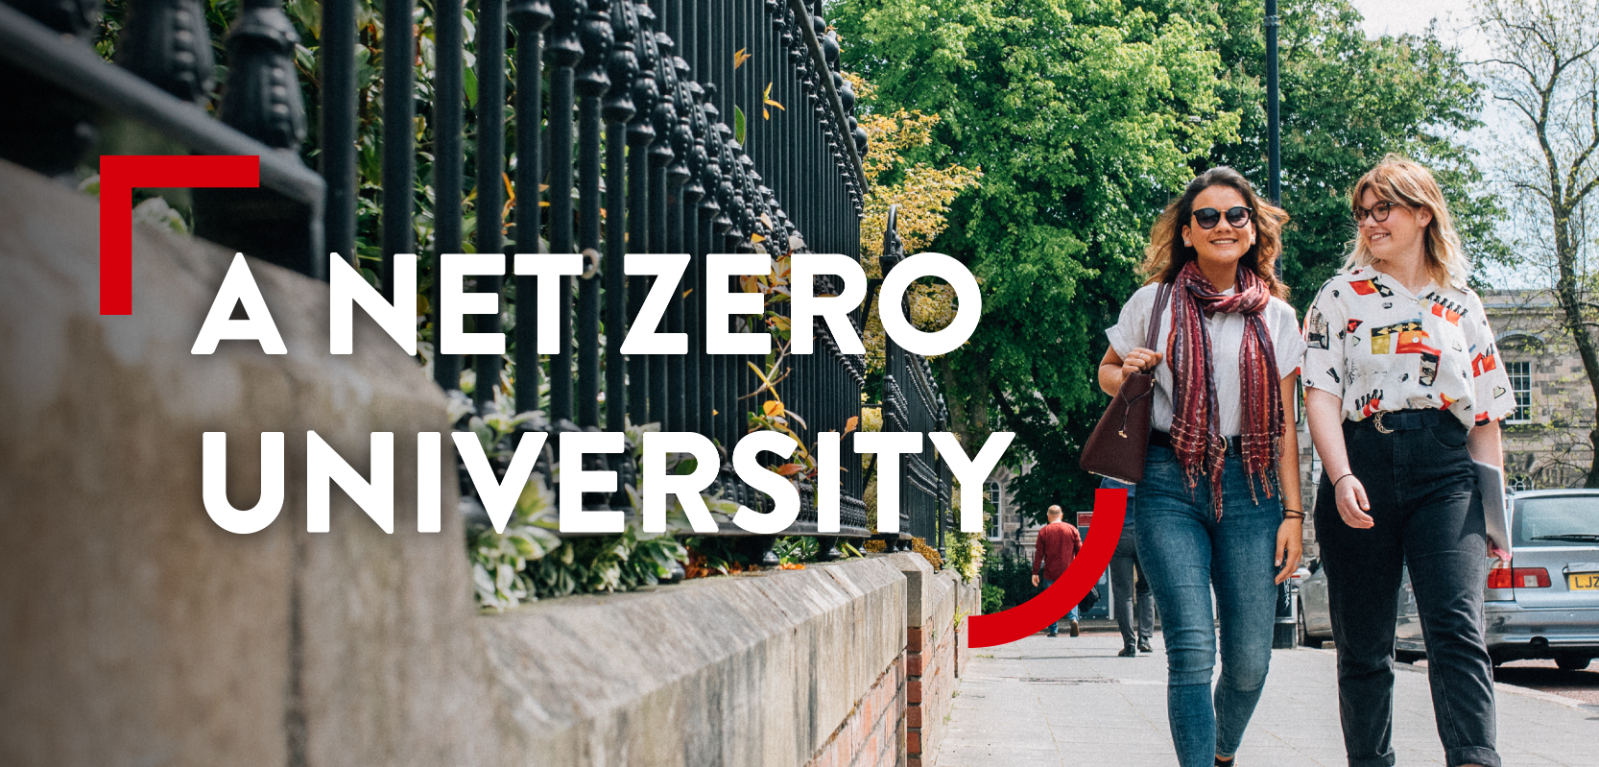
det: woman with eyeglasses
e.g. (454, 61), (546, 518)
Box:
(1302, 155), (1510, 767)
(1099, 167), (1305, 767)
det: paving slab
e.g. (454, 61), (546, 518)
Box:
(934, 631), (1599, 767)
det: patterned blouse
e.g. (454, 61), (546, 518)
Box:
(1302, 266), (1514, 427)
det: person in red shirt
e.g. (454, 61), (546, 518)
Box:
(1031, 505), (1083, 637)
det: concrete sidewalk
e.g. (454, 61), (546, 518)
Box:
(934, 632), (1599, 766)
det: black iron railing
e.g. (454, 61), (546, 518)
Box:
(0, 0), (956, 554)
(876, 205), (952, 552)
(0, 0), (965, 559)
(0, 0), (325, 274)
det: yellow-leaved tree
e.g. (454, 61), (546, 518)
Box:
(850, 74), (981, 377)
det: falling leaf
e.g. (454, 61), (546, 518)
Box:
(681, 288), (694, 298)
(734, 106), (746, 145)
(751, 233), (766, 243)
(844, 415), (860, 435)
(760, 212), (773, 230)
(775, 463), (804, 476)
(763, 400), (784, 417)
(762, 83), (785, 120)
(734, 48), (751, 70)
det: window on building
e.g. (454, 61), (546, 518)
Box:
(1506, 360), (1532, 423)
(1507, 473), (1534, 493)
(986, 481), (1002, 540)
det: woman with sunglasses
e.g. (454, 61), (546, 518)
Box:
(1302, 155), (1510, 767)
(1100, 167), (1304, 767)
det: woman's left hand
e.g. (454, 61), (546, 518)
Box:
(1274, 517), (1303, 585)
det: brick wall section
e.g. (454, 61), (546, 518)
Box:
(910, 589), (956, 766)
(804, 655), (905, 767)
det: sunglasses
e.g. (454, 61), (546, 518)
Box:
(1192, 206), (1254, 230)
(1352, 200), (1400, 224)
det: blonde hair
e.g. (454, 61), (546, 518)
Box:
(1140, 167), (1290, 299)
(1345, 155), (1469, 289)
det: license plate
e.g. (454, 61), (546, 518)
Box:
(1570, 572), (1599, 591)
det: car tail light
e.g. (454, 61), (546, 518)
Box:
(1486, 567), (1551, 589)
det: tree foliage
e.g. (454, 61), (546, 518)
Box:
(833, 0), (1240, 520)
(1475, 0), (1599, 486)
(1206, 0), (1504, 307)
(833, 0), (1500, 521)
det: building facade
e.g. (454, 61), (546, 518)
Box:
(1481, 290), (1594, 490)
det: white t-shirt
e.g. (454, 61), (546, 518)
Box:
(1302, 266), (1513, 427)
(1105, 283), (1306, 437)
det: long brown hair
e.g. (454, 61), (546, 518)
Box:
(1140, 167), (1290, 299)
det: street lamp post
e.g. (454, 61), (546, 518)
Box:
(1266, 0), (1281, 205)
(1265, 0), (1299, 651)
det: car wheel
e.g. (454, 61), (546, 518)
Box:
(1555, 655), (1592, 671)
(1395, 650), (1425, 665)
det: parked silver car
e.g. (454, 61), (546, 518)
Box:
(1298, 489), (1599, 670)
(1396, 489), (1599, 670)
(1296, 558), (1332, 647)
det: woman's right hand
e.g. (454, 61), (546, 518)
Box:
(1333, 473), (1374, 529)
(1120, 347), (1163, 378)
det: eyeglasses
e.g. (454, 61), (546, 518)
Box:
(1192, 206), (1253, 230)
(1352, 200), (1400, 224)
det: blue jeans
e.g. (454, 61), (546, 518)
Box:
(1041, 578), (1079, 633)
(1136, 444), (1281, 767)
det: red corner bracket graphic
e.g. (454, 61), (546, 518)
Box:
(99, 155), (260, 315)
(968, 487), (1127, 648)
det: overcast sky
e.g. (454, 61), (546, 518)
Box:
(1348, 0), (1485, 54)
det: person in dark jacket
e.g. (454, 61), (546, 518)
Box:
(1102, 477), (1156, 656)
(1032, 505), (1083, 637)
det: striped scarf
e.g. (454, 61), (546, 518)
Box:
(1166, 261), (1283, 517)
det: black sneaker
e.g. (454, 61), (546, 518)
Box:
(1118, 646), (1137, 657)
(1069, 620), (1080, 637)
(1138, 640), (1154, 653)
(1047, 630), (1059, 637)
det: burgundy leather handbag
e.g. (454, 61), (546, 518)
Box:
(1079, 282), (1173, 484)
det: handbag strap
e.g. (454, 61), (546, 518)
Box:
(1143, 282), (1174, 351)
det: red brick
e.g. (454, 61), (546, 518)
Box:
(908, 730), (922, 754)
(909, 758), (922, 767)
(906, 651), (923, 677)
(907, 627), (923, 652)
(907, 679), (922, 704)
(907, 705), (922, 728)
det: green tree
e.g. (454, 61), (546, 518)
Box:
(1475, 0), (1599, 486)
(833, 0), (1240, 519)
(1205, 0), (1504, 306)
(833, 0), (1502, 520)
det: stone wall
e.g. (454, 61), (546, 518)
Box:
(0, 159), (980, 767)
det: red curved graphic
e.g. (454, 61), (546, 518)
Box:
(968, 488), (1126, 648)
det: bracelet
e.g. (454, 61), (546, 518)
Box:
(1332, 473), (1356, 489)
(1282, 510), (1306, 520)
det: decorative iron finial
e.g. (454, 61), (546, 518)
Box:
(115, 0), (215, 103)
(646, 30), (677, 168)
(626, 2), (657, 146)
(575, 0), (612, 97)
(216, 0), (306, 151)
(601, 0), (637, 122)
(509, 0), (554, 32)
(548, 0), (585, 68)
